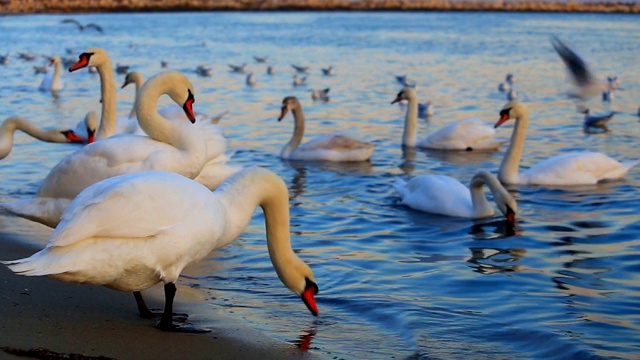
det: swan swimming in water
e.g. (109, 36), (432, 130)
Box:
(495, 101), (638, 185)
(392, 87), (505, 151)
(394, 170), (517, 221)
(38, 56), (64, 92)
(278, 96), (375, 162)
(2, 167), (320, 332)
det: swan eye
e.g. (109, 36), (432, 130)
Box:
(499, 108), (511, 117)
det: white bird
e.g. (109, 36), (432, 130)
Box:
(1, 167), (320, 332)
(278, 96), (375, 162)
(38, 56), (64, 92)
(392, 87), (506, 151)
(311, 88), (330, 102)
(293, 74), (307, 87)
(121, 71), (229, 126)
(550, 36), (609, 105)
(495, 101), (638, 185)
(246, 72), (256, 87)
(0, 115), (97, 160)
(0, 71), (210, 228)
(61, 18), (103, 33)
(393, 170), (517, 220)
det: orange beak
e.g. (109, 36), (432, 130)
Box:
(182, 89), (196, 123)
(301, 279), (319, 316)
(69, 53), (91, 72)
(495, 113), (510, 128)
(61, 130), (84, 143)
(86, 129), (96, 144)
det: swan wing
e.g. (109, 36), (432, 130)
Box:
(420, 118), (501, 150)
(394, 175), (473, 217)
(49, 172), (212, 248)
(523, 152), (637, 185)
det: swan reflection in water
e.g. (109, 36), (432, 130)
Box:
(289, 326), (317, 352)
(466, 219), (525, 275)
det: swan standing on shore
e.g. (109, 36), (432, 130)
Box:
(38, 56), (64, 92)
(278, 96), (375, 162)
(0, 115), (97, 159)
(393, 170), (517, 221)
(392, 87), (505, 151)
(2, 167), (320, 332)
(495, 101), (638, 185)
(0, 71), (207, 227)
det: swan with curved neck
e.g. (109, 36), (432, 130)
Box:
(392, 87), (505, 151)
(2, 167), (319, 332)
(39, 56), (65, 91)
(495, 101), (638, 185)
(278, 96), (375, 162)
(68, 48), (118, 140)
(0, 71), (207, 227)
(393, 170), (517, 220)
(0, 115), (97, 160)
(122, 71), (229, 126)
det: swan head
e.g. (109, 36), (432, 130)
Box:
(280, 257), (319, 316)
(121, 71), (144, 89)
(142, 71), (197, 123)
(278, 96), (301, 121)
(495, 101), (528, 128)
(494, 190), (518, 224)
(68, 47), (108, 72)
(84, 111), (99, 143)
(391, 87), (417, 104)
(49, 56), (61, 66)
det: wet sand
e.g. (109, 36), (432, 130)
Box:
(0, 226), (316, 360)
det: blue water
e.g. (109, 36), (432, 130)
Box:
(1, 11), (639, 360)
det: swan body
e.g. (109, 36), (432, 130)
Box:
(495, 101), (638, 185)
(278, 96), (375, 162)
(0, 71), (208, 227)
(393, 170), (517, 220)
(38, 56), (64, 91)
(2, 167), (320, 330)
(392, 87), (505, 151)
(0, 116), (95, 160)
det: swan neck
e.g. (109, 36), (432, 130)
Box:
(96, 57), (117, 140)
(402, 96), (419, 147)
(499, 110), (528, 184)
(0, 117), (58, 159)
(282, 106), (305, 158)
(218, 168), (297, 289)
(469, 173), (492, 216)
(52, 61), (62, 85)
(129, 75), (145, 119)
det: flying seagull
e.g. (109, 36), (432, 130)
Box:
(62, 19), (104, 33)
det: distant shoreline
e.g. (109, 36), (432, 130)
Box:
(1, 0), (639, 15)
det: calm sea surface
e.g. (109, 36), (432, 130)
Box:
(1, 11), (639, 360)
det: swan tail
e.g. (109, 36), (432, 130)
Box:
(0, 197), (70, 228)
(392, 178), (409, 199)
(2, 249), (67, 277)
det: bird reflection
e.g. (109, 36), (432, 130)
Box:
(290, 327), (316, 352)
(399, 146), (417, 175)
(289, 166), (308, 201)
(469, 218), (518, 239)
(467, 220), (524, 274)
(423, 148), (499, 166)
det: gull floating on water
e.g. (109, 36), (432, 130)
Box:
(311, 88), (330, 102)
(229, 63), (247, 73)
(196, 65), (212, 77)
(266, 65), (275, 75)
(498, 73), (515, 93)
(291, 64), (309, 74)
(321, 66), (334, 76)
(582, 108), (616, 130)
(115, 63), (130, 75)
(246, 72), (256, 87)
(0, 54), (10, 65)
(293, 74), (307, 87)
(253, 56), (268, 63)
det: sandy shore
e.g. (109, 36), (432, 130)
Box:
(0, 220), (318, 360)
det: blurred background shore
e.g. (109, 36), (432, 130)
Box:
(1, 0), (639, 14)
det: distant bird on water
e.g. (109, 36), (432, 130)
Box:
(61, 19), (104, 33)
(253, 56), (268, 63)
(291, 64), (309, 74)
(582, 108), (616, 130)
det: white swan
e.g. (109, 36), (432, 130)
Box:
(68, 48), (119, 140)
(38, 56), (64, 91)
(495, 101), (638, 185)
(393, 170), (517, 221)
(278, 96), (375, 162)
(392, 87), (505, 151)
(0, 71), (208, 227)
(0, 114), (97, 159)
(121, 71), (228, 127)
(2, 167), (320, 332)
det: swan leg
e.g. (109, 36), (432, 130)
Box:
(156, 283), (210, 333)
(134, 291), (187, 322)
